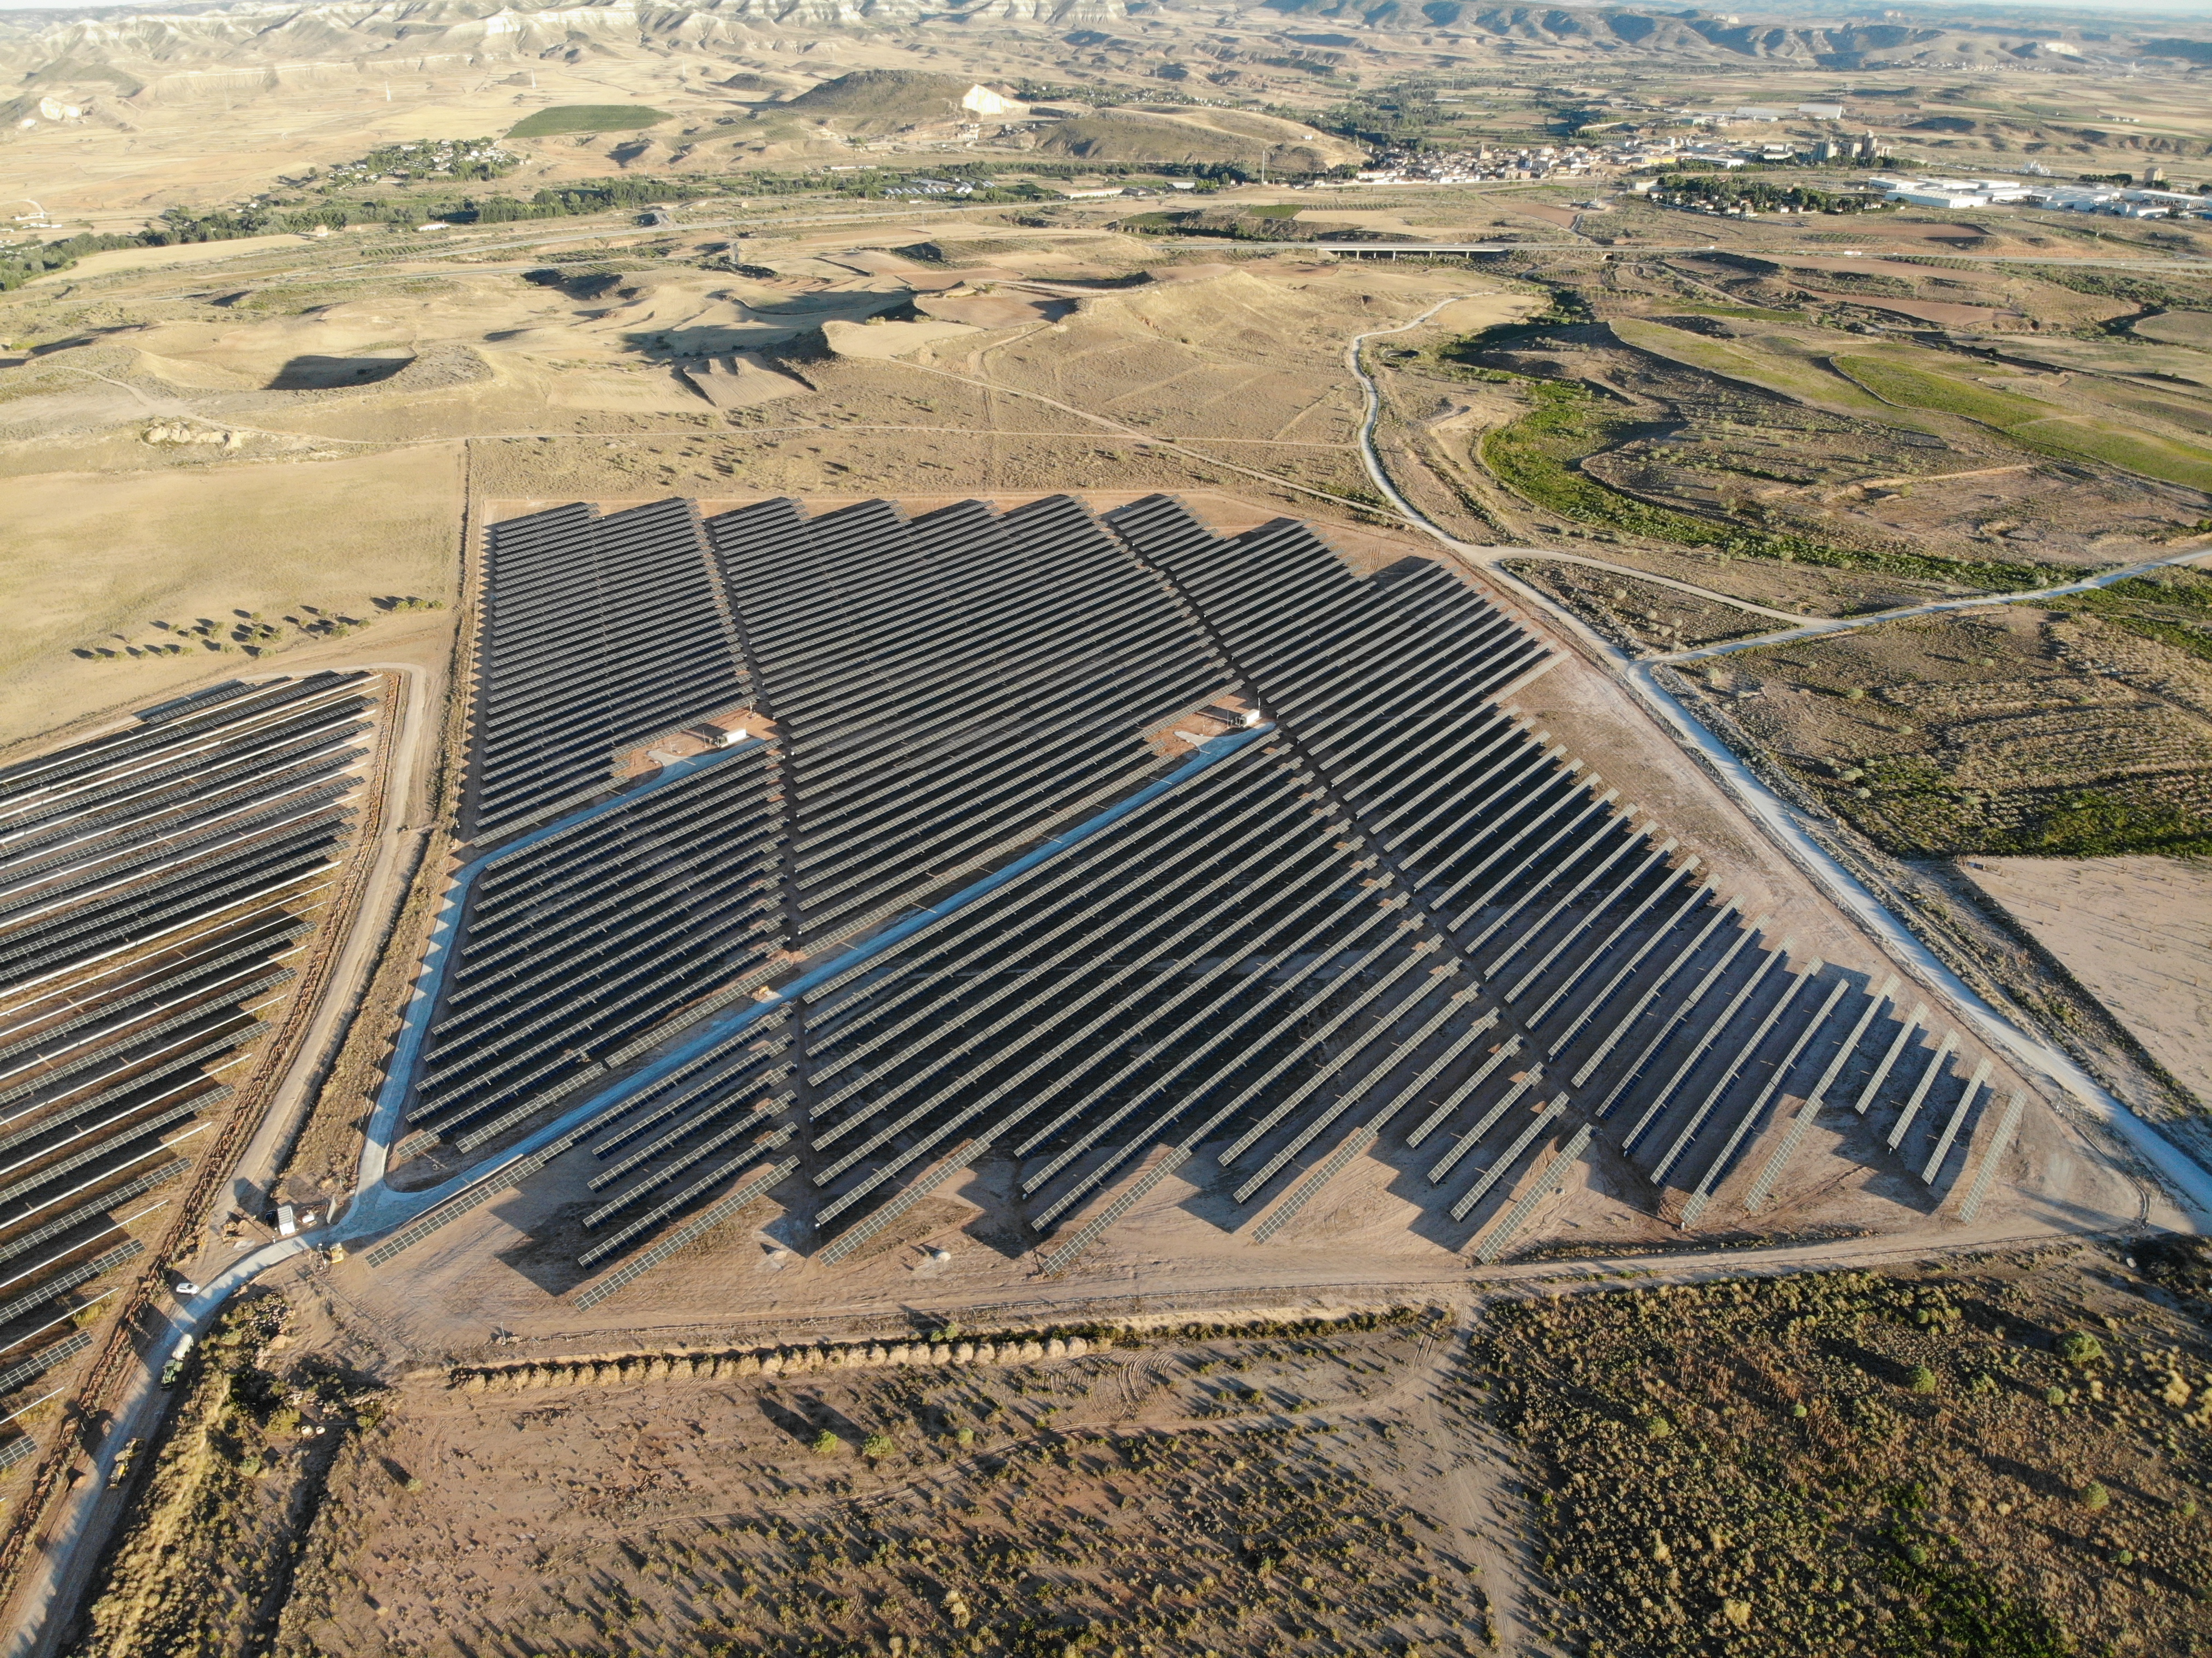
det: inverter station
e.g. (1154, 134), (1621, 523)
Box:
(370, 494), (2009, 1303)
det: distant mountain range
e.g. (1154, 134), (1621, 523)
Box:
(1, 0), (2207, 118)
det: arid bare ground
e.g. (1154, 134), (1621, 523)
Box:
(80, 1297), (1506, 1658)
(1963, 855), (2212, 1109)
(0, 232), (1506, 753)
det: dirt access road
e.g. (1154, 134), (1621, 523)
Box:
(0, 654), (440, 1658)
(1343, 293), (2212, 1228)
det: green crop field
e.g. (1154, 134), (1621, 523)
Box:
(2017, 418), (2212, 493)
(507, 105), (672, 139)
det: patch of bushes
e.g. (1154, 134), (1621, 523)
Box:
(1478, 381), (2065, 591)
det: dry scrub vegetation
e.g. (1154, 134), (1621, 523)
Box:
(67, 1294), (383, 1658)
(1688, 592), (2212, 860)
(139, 1308), (1501, 1658)
(1504, 560), (1772, 653)
(1481, 1246), (2212, 1658)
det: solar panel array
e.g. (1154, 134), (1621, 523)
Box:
(384, 496), (2006, 1295)
(406, 748), (784, 1152)
(471, 498), (747, 841)
(708, 495), (1219, 950)
(0, 674), (374, 1463)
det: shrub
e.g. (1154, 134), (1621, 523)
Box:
(811, 1429), (842, 1457)
(2060, 1332), (2106, 1368)
(2081, 1481), (2111, 1511)
(862, 1432), (895, 1459)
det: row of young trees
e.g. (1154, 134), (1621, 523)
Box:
(1653, 170), (1891, 214)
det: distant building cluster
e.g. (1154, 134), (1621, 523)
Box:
(319, 138), (516, 187)
(1355, 125), (1885, 187)
(1358, 143), (1603, 184)
(1872, 170), (2211, 217)
(882, 177), (975, 197)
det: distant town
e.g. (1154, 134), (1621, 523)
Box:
(1353, 107), (2210, 219)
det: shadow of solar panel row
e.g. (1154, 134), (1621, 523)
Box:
(706, 495), (1219, 947)
(0, 675), (373, 1458)
(472, 499), (747, 839)
(406, 746), (783, 1148)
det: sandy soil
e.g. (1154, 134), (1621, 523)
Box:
(1962, 855), (2212, 1107)
(0, 448), (460, 750)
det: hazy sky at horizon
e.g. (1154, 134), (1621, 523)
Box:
(3, 0), (2210, 15)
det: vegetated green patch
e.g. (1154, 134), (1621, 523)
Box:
(2013, 419), (2212, 494)
(2, 152), (1302, 289)
(1651, 173), (1889, 215)
(1715, 595), (2212, 858)
(1476, 1262), (2212, 1658)
(1478, 381), (2066, 592)
(0, 230), (153, 292)
(1430, 290), (1595, 364)
(2064, 567), (2212, 667)
(1835, 353), (2212, 490)
(2009, 788), (2212, 859)
(1831, 353), (2056, 429)
(1838, 749), (2212, 860)
(1606, 317), (1930, 422)
(507, 104), (672, 139)
(1668, 302), (1810, 323)
(321, 137), (517, 187)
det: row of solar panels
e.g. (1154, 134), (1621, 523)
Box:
(377, 497), (2005, 1300)
(0, 675), (374, 1465)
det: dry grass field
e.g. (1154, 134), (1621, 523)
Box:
(0, 449), (458, 750)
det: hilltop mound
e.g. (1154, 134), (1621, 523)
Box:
(778, 70), (1016, 133)
(1034, 105), (1362, 171)
(508, 104), (669, 139)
